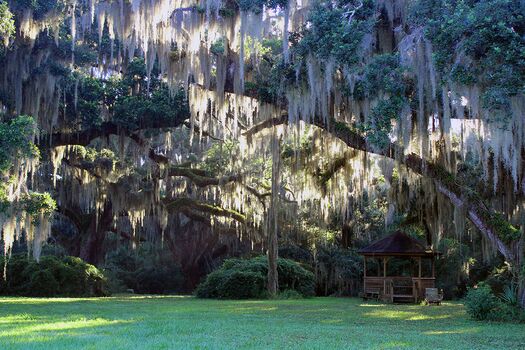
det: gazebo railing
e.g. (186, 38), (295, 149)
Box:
(364, 276), (435, 302)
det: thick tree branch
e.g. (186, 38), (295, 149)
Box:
(171, 206), (239, 236)
(167, 166), (242, 187)
(163, 197), (246, 224)
(43, 117), (189, 148)
(243, 114), (518, 262)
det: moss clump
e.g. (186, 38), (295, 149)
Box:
(486, 212), (521, 243)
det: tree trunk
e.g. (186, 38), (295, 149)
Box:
(79, 201), (113, 265)
(267, 130), (281, 296)
(519, 276), (525, 308)
(517, 236), (525, 308)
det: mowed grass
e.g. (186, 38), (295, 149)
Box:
(0, 296), (524, 349)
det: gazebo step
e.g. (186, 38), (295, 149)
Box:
(392, 294), (415, 298)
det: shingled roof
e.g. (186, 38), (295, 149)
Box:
(358, 230), (436, 256)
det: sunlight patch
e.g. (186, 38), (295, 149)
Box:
(363, 309), (452, 321)
(233, 306), (278, 312)
(320, 319), (343, 324)
(424, 329), (478, 335)
(0, 318), (130, 338)
(359, 304), (386, 307)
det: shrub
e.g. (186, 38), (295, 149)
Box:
(485, 264), (514, 295)
(464, 282), (498, 320)
(278, 289), (303, 299)
(195, 256), (315, 299)
(493, 301), (525, 323)
(464, 282), (525, 322)
(27, 269), (59, 296)
(0, 254), (109, 297)
(216, 270), (266, 299)
(277, 258), (315, 297)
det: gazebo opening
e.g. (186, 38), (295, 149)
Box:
(358, 230), (439, 303)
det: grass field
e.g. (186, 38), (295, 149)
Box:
(0, 296), (524, 349)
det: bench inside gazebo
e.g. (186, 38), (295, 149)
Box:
(358, 230), (439, 303)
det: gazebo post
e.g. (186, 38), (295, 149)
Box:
(363, 256), (367, 294)
(382, 257), (387, 299)
(418, 256), (422, 300)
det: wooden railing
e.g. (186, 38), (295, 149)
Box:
(363, 276), (435, 302)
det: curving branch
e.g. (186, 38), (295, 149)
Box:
(163, 197), (246, 224)
(243, 113), (518, 263)
(167, 166), (242, 187)
(43, 116), (188, 148)
(170, 206), (239, 236)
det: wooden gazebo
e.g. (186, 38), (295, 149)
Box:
(358, 231), (439, 303)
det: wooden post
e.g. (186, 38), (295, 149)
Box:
(417, 256), (422, 300)
(383, 257), (387, 300)
(432, 257), (435, 278)
(363, 256), (367, 294)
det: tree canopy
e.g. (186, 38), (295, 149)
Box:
(0, 0), (523, 306)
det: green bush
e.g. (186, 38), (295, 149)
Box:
(464, 282), (525, 322)
(0, 254), (109, 297)
(216, 270), (266, 299)
(195, 256), (315, 299)
(27, 269), (59, 296)
(493, 301), (525, 323)
(278, 289), (303, 299)
(464, 282), (498, 320)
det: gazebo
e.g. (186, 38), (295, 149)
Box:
(358, 230), (439, 303)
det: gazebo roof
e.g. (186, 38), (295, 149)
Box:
(358, 230), (437, 256)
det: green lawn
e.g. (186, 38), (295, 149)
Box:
(0, 296), (523, 349)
